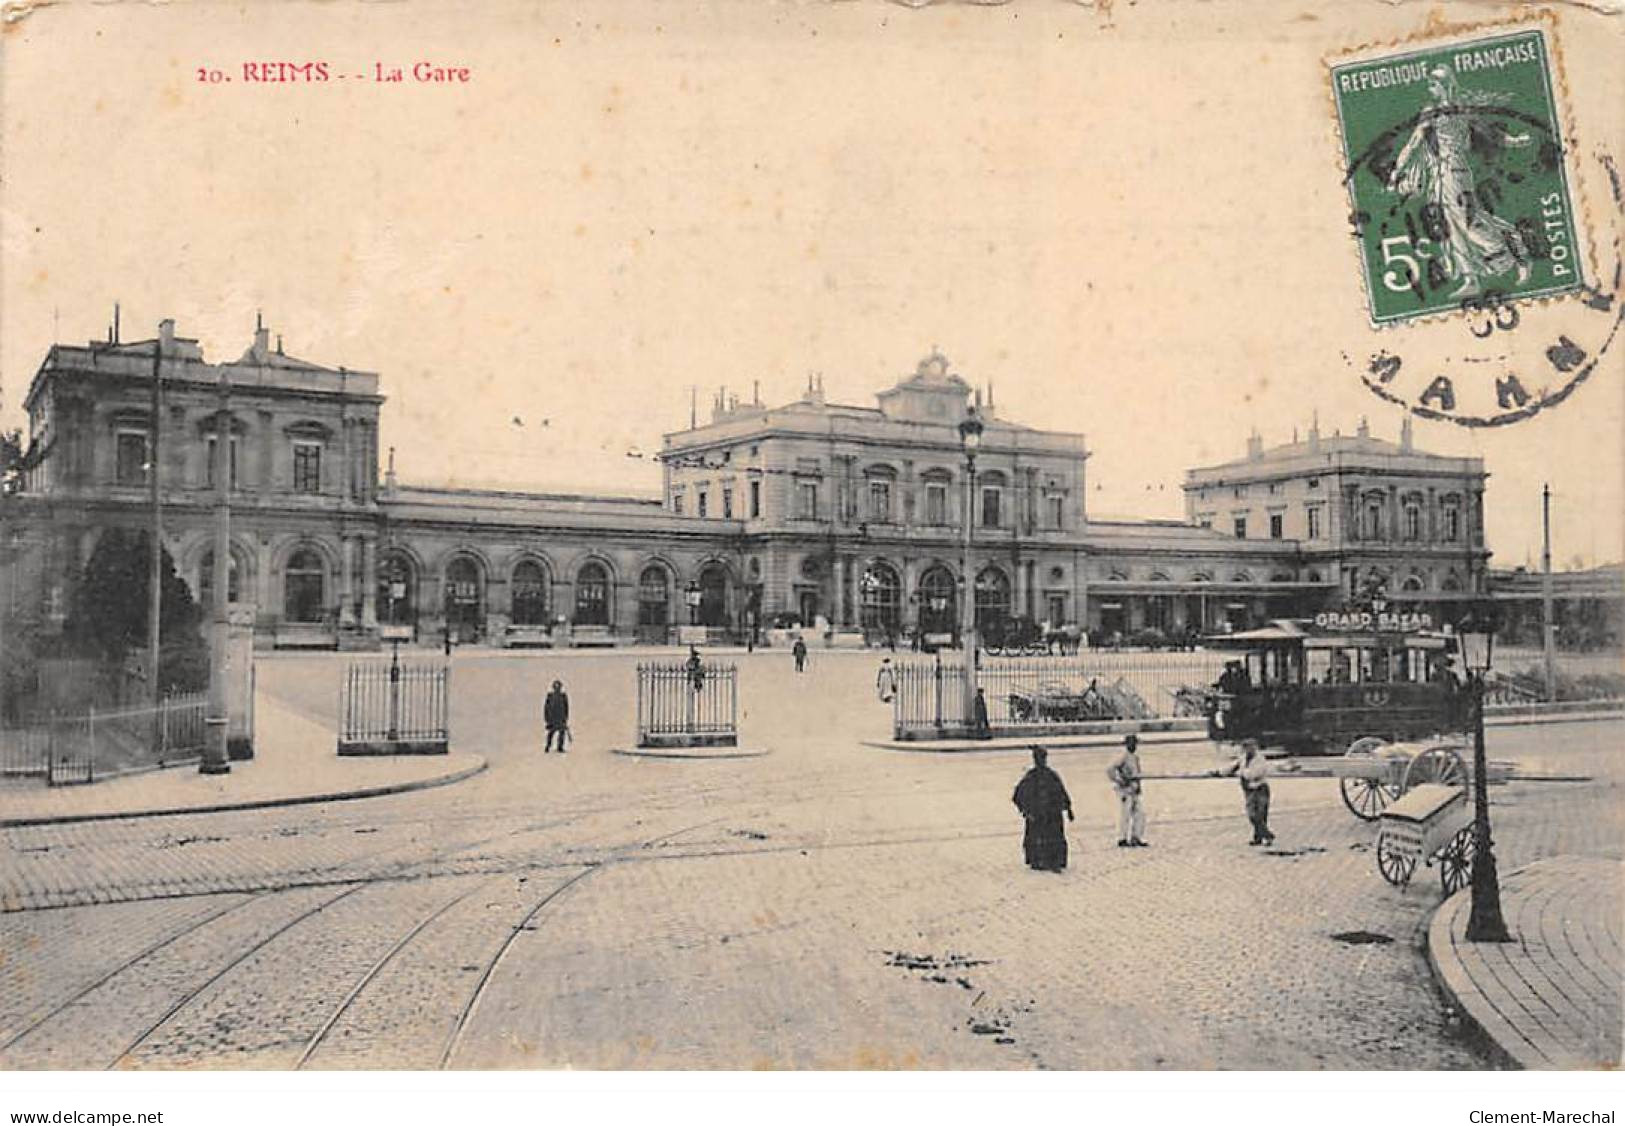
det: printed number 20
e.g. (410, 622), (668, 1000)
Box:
(1379, 235), (1434, 292)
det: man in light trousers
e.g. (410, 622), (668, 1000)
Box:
(1107, 733), (1148, 847)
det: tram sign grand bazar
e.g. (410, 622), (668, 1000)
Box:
(1312, 607), (1435, 633)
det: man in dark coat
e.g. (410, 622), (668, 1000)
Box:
(1012, 746), (1074, 871)
(543, 679), (570, 752)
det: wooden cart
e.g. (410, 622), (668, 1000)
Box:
(1328, 738), (1470, 821)
(1374, 782), (1477, 894)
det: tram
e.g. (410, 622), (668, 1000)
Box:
(1202, 610), (1470, 756)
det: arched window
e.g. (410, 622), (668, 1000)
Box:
(637, 565), (670, 636)
(918, 565), (957, 635)
(1404, 503), (1422, 541)
(284, 548), (325, 623)
(860, 561), (902, 635)
(698, 563), (729, 628)
(1365, 500), (1385, 540)
(575, 561), (610, 625)
(1442, 497), (1463, 542)
(198, 548), (242, 606)
(1401, 574), (1425, 592)
(377, 552), (416, 626)
(445, 556), (484, 640)
(1441, 573), (1462, 593)
(1232, 571), (1253, 583)
(974, 566), (1011, 633)
(511, 559), (550, 626)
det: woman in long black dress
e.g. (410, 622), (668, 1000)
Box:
(1012, 747), (1074, 871)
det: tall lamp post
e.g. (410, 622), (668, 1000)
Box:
(958, 407), (984, 722)
(1459, 601), (1510, 942)
(200, 370), (232, 776)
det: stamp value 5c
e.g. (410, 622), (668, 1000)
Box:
(1331, 27), (1582, 326)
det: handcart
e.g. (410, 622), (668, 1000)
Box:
(1374, 782), (1476, 894)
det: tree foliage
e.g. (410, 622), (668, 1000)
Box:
(62, 528), (208, 695)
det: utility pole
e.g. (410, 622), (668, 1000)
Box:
(1542, 483), (1556, 702)
(201, 367), (232, 775)
(147, 324), (165, 708)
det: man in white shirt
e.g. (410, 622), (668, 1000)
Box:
(1217, 741), (1275, 845)
(1106, 733), (1148, 848)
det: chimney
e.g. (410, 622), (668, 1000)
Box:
(1308, 412), (1321, 454)
(384, 446), (397, 492)
(276, 334), (284, 355)
(1246, 430), (1264, 461)
(1356, 416), (1370, 439)
(251, 314), (270, 363)
(1400, 413), (1414, 453)
(112, 303), (120, 344)
(753, 379), (760, 406)
(159, 318), (175, 355)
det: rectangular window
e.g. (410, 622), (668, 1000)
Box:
(749, 479), (761, 518)
(115, 430), (149, 485)
(869, 480), (891, 523)
(722, 486), (734, 519)
(1445, 507), (1460, 542)
(673, 492), (685, 515)
(797, 481), (818, 519)
(1048, 495), (1064, 529)
(1405, 506), (1421, 540)
(1269, 513), (1283, 539)
(292, 441), (322, 494)
(926, 484), (947, 525)
(981, 487), (1001, 528)
(697, 491), (709, 518)
(205, 436), (240, 489)
(1307, 506), (1322, 539)
(1233, 516), (1247, 539)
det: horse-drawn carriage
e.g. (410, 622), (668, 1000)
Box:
(980, 615), (1082, 656)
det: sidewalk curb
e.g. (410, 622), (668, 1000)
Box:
(0, 756), (488, 829)
(1425, 886), (1525, 1070)
(611, 747), (771, 760)
(877, 708), (1623, 754)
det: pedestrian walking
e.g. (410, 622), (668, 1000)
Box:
(1012, 746), (1074, 872)
(875, 657), (897, 703)
(1215, 741), (1274, 845)
(971, 686), (991, 739)
(543, 679), (570, 753)
(1106, 733), (1148, 847)
(792, 635), (808, 673)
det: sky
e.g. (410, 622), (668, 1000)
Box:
(2, 0), (1621, 570)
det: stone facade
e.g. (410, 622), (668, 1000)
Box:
(2, 324), (1493, 652)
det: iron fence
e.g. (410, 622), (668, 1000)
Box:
(893, 652), (1231, 737)
(339, 653), (450, 755)
(636, 661), (738, 747)
(0, 692), (208, 786)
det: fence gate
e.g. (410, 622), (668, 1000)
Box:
(636, 661), (738, 748)
(339, 650), (450, 755)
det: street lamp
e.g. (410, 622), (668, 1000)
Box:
(958, 406), (984, 723)
(1459, 601), (1511, 943)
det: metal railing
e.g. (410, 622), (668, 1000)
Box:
(338, 651), (450, 754)
(0, 692), (208, 786)
(636, 661), (738, 747)
(893, 652), (1231, 737)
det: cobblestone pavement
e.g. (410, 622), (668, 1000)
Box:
(2, 653), (1619, 1070)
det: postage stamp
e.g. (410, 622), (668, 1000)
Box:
(1331, 25), (1584, 326)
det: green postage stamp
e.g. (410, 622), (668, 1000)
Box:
(1330, 25), (1584, 325)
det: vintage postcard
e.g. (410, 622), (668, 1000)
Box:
(1, 0), (1622, 1115)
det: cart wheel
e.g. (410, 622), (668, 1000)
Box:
(1376, 831), (1417, 886)
(1403, 744), (1469, 794)
(1439, 826), (1476, 896)
(1339, 776), (1394, 821)
(1347, 736), (1387, 757)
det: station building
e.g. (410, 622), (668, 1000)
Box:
(2, 320), (1494, 652)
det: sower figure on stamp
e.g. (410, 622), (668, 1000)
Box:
(1386, 64), (1532, 299)
(543, 679), (570, 753)
(1107, 733), (1148, 848)
(1214, 741), (1273, 845)
(1012, 746), (1074, 872)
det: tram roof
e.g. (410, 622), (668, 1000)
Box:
(1207, 620), (1450, 649)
